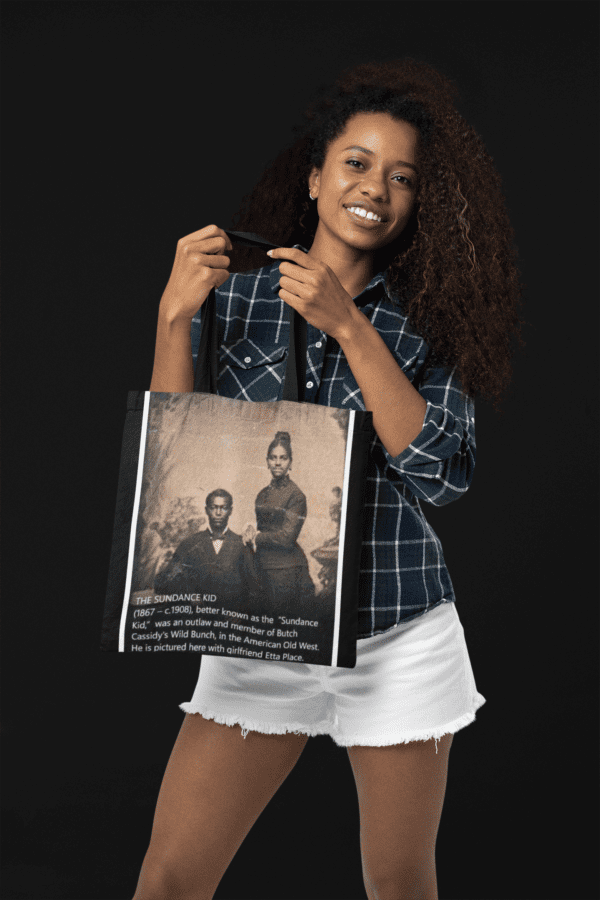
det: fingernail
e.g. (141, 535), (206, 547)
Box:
(266, 250), (273, 256)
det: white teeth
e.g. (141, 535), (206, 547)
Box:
(348, 206), (382, 223)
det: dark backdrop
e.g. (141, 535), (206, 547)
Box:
(1, 3), (598, 899)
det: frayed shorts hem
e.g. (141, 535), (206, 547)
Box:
(179, 702), (333, 740)
(179, 690), (486, 754)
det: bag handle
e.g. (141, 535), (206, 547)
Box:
(193, 230), (307, 402)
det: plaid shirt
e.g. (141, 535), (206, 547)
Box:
(190, 244), (476, 638)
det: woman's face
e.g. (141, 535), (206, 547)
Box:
(267, 445), (291, 480)
(308, 111), (420, 254)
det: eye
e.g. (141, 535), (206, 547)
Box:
(345, 158), (411, 185)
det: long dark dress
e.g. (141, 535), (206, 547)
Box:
(253, 473), (315, 615)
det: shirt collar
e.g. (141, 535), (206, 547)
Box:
(269, 472), (290, 487)
(268, 246), (398, 308)
(207, 525), (228, 537)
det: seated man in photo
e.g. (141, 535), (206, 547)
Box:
(153, 489), (264, 606)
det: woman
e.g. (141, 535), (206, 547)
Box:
(134, 58), (526, 900)
(241, 431), (316, 616)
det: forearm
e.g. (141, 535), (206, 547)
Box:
(336, 307), (427, 458)
(149, 309), (194, 393)
(254, 521), (302, 549)
(255, 529), (291, 549)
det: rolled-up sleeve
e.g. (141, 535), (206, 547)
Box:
(378, 364), (476, 506)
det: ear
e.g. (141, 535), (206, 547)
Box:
(308, 167), (320, 195)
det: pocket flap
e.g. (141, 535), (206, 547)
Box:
(220, 338), (287, 370)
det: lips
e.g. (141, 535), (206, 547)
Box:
(344, 202), (387, 221)
(344, 206), (385, 228)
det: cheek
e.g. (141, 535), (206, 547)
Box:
(326, 171), (353, 197)
(392, 202), (414, 230)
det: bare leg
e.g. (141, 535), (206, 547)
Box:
(347, 733), (454, 900)
(132, 713), (309, 900)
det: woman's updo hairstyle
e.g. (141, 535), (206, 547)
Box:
(267, 431), (292, 464)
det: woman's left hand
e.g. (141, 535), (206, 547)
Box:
(267, 248), (357, 342)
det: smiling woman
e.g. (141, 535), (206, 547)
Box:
(135, 57), (524, 900)
(229, 59), (527, 416)
(305, 112), (421, 297)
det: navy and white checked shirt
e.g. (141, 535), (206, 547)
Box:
(190, 244), (476, 639)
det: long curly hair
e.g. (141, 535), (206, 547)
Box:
(227, 58), (529, 415)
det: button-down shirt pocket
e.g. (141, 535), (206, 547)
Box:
(218, 337), (288, 402)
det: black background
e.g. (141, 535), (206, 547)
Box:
(1, 3), (598, 899)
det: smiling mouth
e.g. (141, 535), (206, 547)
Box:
(344, 206), (386, 227)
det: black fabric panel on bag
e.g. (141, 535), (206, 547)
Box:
(337, 413), (374, 668)
(101, 391), (145, 652)
(194, 286), (218, 395)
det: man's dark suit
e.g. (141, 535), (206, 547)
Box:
(153, 528), (264, 605)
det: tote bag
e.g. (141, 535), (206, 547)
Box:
(100, 230), (374, 667)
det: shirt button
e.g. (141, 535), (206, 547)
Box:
(306, 381), (314, 389)
(315, 342), (322, 348)
(244, 356), (252, 363)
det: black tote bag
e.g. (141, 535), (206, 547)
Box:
(100, 230), (374, 667)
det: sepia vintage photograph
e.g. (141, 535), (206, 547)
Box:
(122, 392), (354, 658)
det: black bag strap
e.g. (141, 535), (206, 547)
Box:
(193, 230), (306, 402)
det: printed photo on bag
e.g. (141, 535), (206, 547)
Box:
(118, 391), (358, 664)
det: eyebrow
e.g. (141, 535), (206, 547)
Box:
(342, 145), (418, 173)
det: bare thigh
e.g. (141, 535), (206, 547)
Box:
(133, 713), (309, 900)
(347, 733), (453, 899)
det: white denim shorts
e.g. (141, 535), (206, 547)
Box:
(179, 600), (486, 753)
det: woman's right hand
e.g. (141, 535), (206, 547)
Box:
(159, 224), (234, 323)
(242, 523), (257, 546)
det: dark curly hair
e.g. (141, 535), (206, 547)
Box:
(227, 57), (529, 416)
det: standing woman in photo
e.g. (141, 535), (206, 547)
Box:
(241, 430), (316, 616)
(134, 57), (526, 900)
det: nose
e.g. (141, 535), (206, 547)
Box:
(360, 173), (388, 198)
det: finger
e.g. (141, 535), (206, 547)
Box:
(278, 261), (311, 282)
(192, 224), (234, 249)
(187, 252), (230, 269)
(277, 288), (301, 310)
(180, 241), (233, 262)
(200, 236), (234, 254)
(179, 229), (234, 253)
(279, 276), (310, 298)
(203, 252), (231, 269)
(267, 247), (310, 266)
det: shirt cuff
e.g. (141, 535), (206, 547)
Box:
(379, 400), (441, 470)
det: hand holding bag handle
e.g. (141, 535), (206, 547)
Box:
(193, 230), (306, 402)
